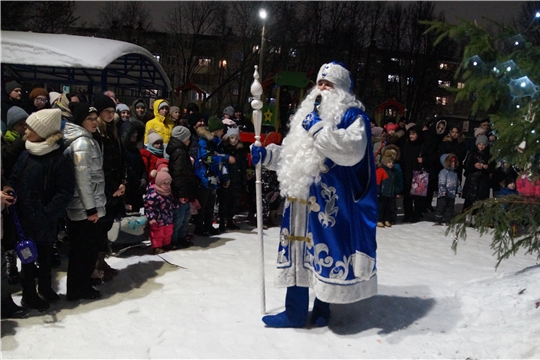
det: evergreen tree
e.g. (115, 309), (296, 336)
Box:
(422, 10), (540, 268)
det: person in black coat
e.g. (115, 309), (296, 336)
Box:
(121, 120), (147, 214)
(462, 135), (495, 212)
(9, 109), (74, 310)
(217, 127), (247, 231)
(400, 125), (426, 223)
(166, 126), (199, 248)
(92, 95), (128, 281)
(421, 119), (446, 212)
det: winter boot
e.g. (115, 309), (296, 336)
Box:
(310, 298), (331, 327)
(96, 251), (118, 277)
(1, 295), (29, 319)
(5, 250), (20, 284)
(218, 218), (227, 233)
(262, 286), (309, 328)
(20, 265), (50, 311)
(226, 218), (240, 230)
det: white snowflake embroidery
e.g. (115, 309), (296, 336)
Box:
(317, 182), (338, 228)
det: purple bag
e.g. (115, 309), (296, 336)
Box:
(410, 169), (429, 197)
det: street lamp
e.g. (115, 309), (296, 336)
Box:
(258, 9), (267, 83)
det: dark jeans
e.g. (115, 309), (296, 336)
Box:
(403, 194), (424, 222)
(172, 202), (191, 245)
(434, 196), (456, 223)
(66, 219), (102, 294)
(20, 243), (54, 294)
(378, 196), (396, 223)
(194, 187), (216, 231)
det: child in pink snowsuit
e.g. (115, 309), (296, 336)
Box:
(144, 170), (178, 254)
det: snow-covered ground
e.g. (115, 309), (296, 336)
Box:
(2, 209), (539, 359)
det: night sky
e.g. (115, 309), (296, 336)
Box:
(74, 1), (527, 29)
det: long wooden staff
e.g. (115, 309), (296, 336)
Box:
(250, 65), (266, 314)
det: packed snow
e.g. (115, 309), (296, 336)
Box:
(2, 203), (539, 359)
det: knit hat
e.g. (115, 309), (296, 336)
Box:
(25, 108), (62, 139)
(147, 131), (163, 146)
(385, 123), (399, 132)
(405, 122), (417, 131)
(226, 127), (240, 138)
(474, 127), (486, 138)
(7, 106), (29, 129)
(186, 102), (199, 113)
(476, 134), (488, 146)
(504, 177), (516, 187)
(171, 125), (191, 142)
(188, 112), (205, 128)
(223, 106), (235, 117)
(93, 94), (116, 114)
(69, 102), (98, 126)
(170, 106), (180, 114)
(116, 103), (130, 113)
(29, 87), (48, 100)
(135, 101), (146, 109)
(49, 91), (61, 105)
(316, 61), (353, 93)
(5, 80), (21, 94)
(371, 126), (383, 137)
(158, 101), (170, 110)
(155, 170), (172, 184)
(381, 155), (393, 166)
(208, 115), (225, 132)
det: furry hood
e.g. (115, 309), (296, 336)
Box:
(440, 153), (459, 169)
(196, 125), (214, 141)
(442, 133), (465, 144)
(382, 144), (401, 161)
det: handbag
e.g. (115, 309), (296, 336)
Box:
(410, 169), (429, 197)
(9, 202), (38, 264)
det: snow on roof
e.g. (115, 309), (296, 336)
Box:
(1, 30), (171, 91)
(2, 30), (152, 69)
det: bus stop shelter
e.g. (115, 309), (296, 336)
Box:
(1, 30), (171, 100)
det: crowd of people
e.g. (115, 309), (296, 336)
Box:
(371, 114), (537, 229)
(2, 74), (539, 325)
(1, 80), (277, 319)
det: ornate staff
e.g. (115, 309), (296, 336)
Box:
(250, 65), (266, 314)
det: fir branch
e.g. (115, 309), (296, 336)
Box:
(447, 195), (540, 269)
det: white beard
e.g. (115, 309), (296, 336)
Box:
(277, 87), (364, 199)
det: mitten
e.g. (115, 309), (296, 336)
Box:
(302, 111), (322, 132)
(251, 145), (267, 166)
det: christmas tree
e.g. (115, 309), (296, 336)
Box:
(421, 11), (540, 268)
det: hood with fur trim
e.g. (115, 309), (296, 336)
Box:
(440, 153), (459, 169)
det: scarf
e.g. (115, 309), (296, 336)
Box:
(147, 144), (164, 157)
(153, 183), (171, 197)
(25, 140), (59, 156)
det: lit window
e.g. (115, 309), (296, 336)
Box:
(219, 59), (227, 68)
(436, 96), (448, 105)
(457, 82), (465, 89)
(439, 63), (448, 70)
(198, 58), (212, 67)
(387, 74), (400, 82)
(153, 54), (161, 63)
(391, 57), (399, 62)
(407, 77), (413, 85)
(438, 80), (451, 88)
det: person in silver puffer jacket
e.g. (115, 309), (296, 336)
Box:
(62, 103), (106, 301)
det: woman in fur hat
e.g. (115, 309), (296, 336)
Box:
(26, 87), (50, 113)
(8, 109), (75, 310)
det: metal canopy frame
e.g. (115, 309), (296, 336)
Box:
(1, 31), (171, 99)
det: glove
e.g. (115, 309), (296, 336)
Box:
(251, 145), (267, 166)
(302, 111), (322, 132)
